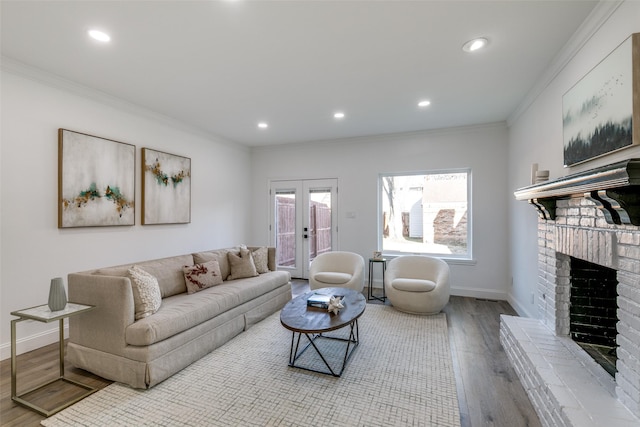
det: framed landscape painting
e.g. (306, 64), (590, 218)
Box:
(562, 33), (639, 167)
(142, 148), (191, 225)
(58, 129), (135, 228)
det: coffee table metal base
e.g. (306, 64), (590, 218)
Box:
(288, 319), (359, 377)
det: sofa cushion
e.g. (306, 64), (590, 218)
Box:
(193, 249), (235, 280)
(139, 254), (193, 297)
(128, 266), (162, 320)
(228, 248), (258, 280)
(183, 260), (223, 294)
(391, 278), (436, 292)
(95, 254), (193, 298)
(314, 272), (352, 284)
(251, 247), (269, 274)
(125, 271), (290, 346)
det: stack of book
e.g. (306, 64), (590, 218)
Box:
(306, 293), (343, 309)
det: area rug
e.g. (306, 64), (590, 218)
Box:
(42, 304), (460, 426)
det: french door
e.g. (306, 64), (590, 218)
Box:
(269, 179), (338, 279)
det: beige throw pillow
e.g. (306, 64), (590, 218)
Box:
(193, 250), (231, 281)
(183, 260), (223, 294)
(128, 265), (162, 320)
(251, 247), (269, 274)
(228, 247), (258, 280)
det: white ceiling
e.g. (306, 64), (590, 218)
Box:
(1, 0), (599, 147)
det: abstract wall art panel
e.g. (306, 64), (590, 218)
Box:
(58, 129), (135, 228)
(562, 33), (639, 167)
(142, 148), (191, 225)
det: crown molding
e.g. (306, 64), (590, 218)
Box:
(507, 0), (624, 126)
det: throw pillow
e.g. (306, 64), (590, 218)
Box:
(128, 265), (162, 320)
(193, 250), (231, 280)
(183, 260), (223, 294)
(251, 247), (269, 274)
(227, 247), (258, 280)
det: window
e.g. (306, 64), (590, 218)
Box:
(379, 169), (471, 259)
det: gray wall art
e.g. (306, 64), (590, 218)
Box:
(562, 33), (639, 167)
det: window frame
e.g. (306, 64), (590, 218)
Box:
(378, 168), (473, 261)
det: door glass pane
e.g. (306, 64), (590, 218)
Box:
(308, 189), (332, 263)
(275, 191), (296, 268)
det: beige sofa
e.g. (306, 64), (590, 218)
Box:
(67, 247), (291, 389)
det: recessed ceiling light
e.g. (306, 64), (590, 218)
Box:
(418, 100), (431, 107)
(257, 122), (268, 129)
(462, 37), (488, 53)
(88, 29), (111, 43)
(334, 112), (345, 119)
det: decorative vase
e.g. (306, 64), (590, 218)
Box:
(48, 277), (67, 311)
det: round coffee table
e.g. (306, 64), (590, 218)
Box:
(280, 287), (366, 377)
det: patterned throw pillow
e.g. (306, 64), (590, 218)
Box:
(182, 260), (223, 294)
(251, 247), (269, 274)
(227, 247), (259, 280)
(128, 265), (162, 320)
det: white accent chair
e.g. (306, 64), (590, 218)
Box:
(309, 251), (365, 292)
(384, 255), (450, 315)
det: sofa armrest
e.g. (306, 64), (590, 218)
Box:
(267, 247), (276, 272)
(68, 273), (135, 356)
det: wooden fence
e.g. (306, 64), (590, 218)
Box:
(275, 197), (331, 267)
(276, 197), (296, 266)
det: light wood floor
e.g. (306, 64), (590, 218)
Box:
(442, 297), (541, 427)
(1, 282), (540, 427)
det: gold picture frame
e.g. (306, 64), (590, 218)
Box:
(141, 148), (191, 225)
(58, 129), (135, 228)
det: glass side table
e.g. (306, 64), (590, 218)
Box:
(367, 258), (387, 302)
(11, 302), (97, 417)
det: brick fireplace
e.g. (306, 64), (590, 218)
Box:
(502, 160), (640, 426)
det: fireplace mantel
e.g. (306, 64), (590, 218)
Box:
(514, 159), (640, 225)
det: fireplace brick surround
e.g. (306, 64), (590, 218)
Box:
(503, 160), (640, 426)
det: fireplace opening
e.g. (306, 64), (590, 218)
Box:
(569, 257), (618, 377)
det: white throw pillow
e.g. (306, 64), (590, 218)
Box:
(314, 272), (352, 284)
(251, 247), (269, 274)
(391, 278), (436, 292)
(128, 265), (162, 320)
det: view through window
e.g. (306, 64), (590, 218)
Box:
(380, 170), (470, 258)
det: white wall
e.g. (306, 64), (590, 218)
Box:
(0, 69), (251, 358)
(250, 123), (510, 299)
(507, 1), (640, 318)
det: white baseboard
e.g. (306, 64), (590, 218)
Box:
(368, 280), (384, 289)
(450, 286), (508, 301)
(0, 325), (68, 361)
